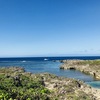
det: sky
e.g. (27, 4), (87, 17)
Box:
(0, 0), (100, 57)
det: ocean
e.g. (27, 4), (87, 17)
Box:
(0, 56), (100, 88)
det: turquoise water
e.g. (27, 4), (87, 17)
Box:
(86, 81), (100, 88)
(0, 57), (100, 88)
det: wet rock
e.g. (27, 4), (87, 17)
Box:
(60, 66), (64, 69)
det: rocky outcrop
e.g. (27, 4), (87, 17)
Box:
(0, 67), (100, 100)
(60, 60), (100, 80)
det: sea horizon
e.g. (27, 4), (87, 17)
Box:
(1, 55), (100, 58)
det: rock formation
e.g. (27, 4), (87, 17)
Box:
(60, 60), (100, 80)
(0, 67), (100, 99)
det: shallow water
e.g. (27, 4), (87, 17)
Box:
(0, 57), (100, 88)
(86, 81), (100, 88)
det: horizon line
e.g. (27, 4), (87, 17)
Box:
(1, 55), (100, 58)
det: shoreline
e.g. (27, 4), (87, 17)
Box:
(60, 60), (100, 80)
(0, 67), (100, 99)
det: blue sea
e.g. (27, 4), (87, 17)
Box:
(0, 56), (100, 88)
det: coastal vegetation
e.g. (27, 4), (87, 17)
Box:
(0, 67), (100, 100)
(0, 67), (51, 100)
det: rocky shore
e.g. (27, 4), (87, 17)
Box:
(0, 67), (100, 100)
(60, 60), (100, 80)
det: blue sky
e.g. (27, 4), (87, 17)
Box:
(0, 0), (100, 57)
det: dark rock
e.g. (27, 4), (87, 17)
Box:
(69, 67), (76, 70)
(13, 75), (22, 87)
(60, 66), (64, 69)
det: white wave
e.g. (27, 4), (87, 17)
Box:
(44, 58), (48, 61)
(21, 61), (26, 62)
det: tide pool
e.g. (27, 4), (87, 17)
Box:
(0, 57), (100, 88)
